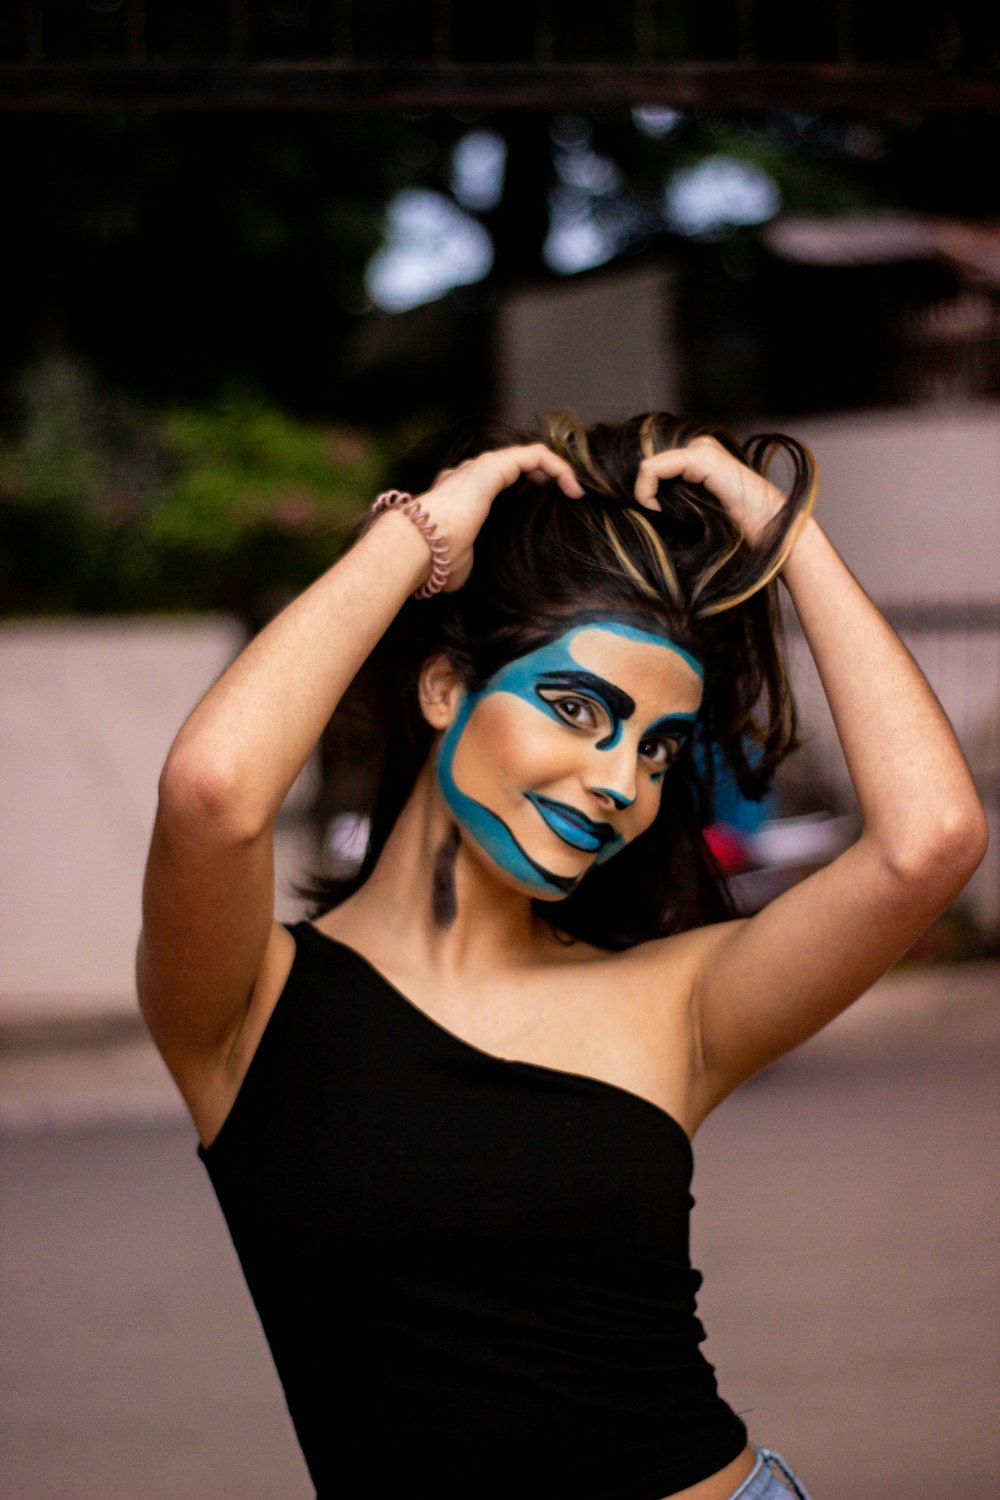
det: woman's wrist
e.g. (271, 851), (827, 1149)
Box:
(363, 505), (439, 596)
(370, 490), (452, 597)
(778, 515), (823, 592)
(739, 482), (786, 546)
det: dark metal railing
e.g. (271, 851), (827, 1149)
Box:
(1, 1), (997, 111)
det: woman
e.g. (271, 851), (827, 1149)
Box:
(138, 413), (987, 1500)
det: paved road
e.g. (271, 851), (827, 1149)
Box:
(2, 964), (998, 1499)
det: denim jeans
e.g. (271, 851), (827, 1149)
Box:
(725, 1446), (813, 1500)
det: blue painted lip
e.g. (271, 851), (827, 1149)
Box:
(525, 794), (612, 853)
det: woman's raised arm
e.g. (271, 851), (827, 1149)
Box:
(138, 446), (584, 1075)
(636, 439), (989, 1118)
(138, 509), (434, 1064)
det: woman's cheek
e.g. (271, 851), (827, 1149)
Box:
(449, 693), (556, 806)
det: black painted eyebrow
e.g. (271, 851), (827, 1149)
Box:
(535, 670), (636, 723)
(643, 714), (697, 742)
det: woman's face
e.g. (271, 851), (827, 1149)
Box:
(435, 618), (704, 898)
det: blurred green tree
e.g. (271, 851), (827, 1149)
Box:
(0, 353), (386, 618)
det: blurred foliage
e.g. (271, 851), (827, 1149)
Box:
(1, 112), (406, 417)
(4, 106), (998, 427)
(0, 354), (387, 619)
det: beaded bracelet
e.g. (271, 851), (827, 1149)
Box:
(370, 490), (452, 599)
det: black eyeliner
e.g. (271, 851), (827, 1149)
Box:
(535, 670), (636, 724)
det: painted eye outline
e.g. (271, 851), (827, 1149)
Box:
(639, 734), (680, 776)
(539, 689), (682, 778)
(536, 688), (607, 733)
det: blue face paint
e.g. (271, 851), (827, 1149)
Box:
(435, 620), (703, 898)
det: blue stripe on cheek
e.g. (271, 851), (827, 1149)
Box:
(435, 690), (575, 897)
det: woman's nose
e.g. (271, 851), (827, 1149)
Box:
(587, 745), (638, 810)
(591, 783), (636, 811)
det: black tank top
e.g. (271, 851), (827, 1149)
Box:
(198, 921), (747, 1499)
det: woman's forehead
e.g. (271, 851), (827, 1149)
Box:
(493, 619), (704, 710)
(566, 622), (703, 685)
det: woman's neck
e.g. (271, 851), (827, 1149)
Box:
(336, 762), (562, 981)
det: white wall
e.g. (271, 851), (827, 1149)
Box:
(0, 619), (313, 1013)
(774, 405), (1000, 925)
(787, 402), (1000, 601)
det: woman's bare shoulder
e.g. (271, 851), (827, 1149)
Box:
(555, 921), (737, 977)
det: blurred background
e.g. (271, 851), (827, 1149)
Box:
(1, 4), (998, 1497)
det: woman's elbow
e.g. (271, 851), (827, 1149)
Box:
(156, 746), (268, 844)
(882, 799), (990, 892)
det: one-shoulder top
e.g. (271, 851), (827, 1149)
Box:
(197, 920), (747, 1498)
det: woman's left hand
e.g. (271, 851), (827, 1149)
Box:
(634, 435), (785, 544)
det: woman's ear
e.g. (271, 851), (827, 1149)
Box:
(418, 654), (465, 731)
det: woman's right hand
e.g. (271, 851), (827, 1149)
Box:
(413, 444), (585, 592)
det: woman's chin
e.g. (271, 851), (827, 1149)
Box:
(491, 843), (591, 901)
(455, 825), (587, 901)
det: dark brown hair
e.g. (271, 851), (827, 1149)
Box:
(307, 411), (816, 949)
